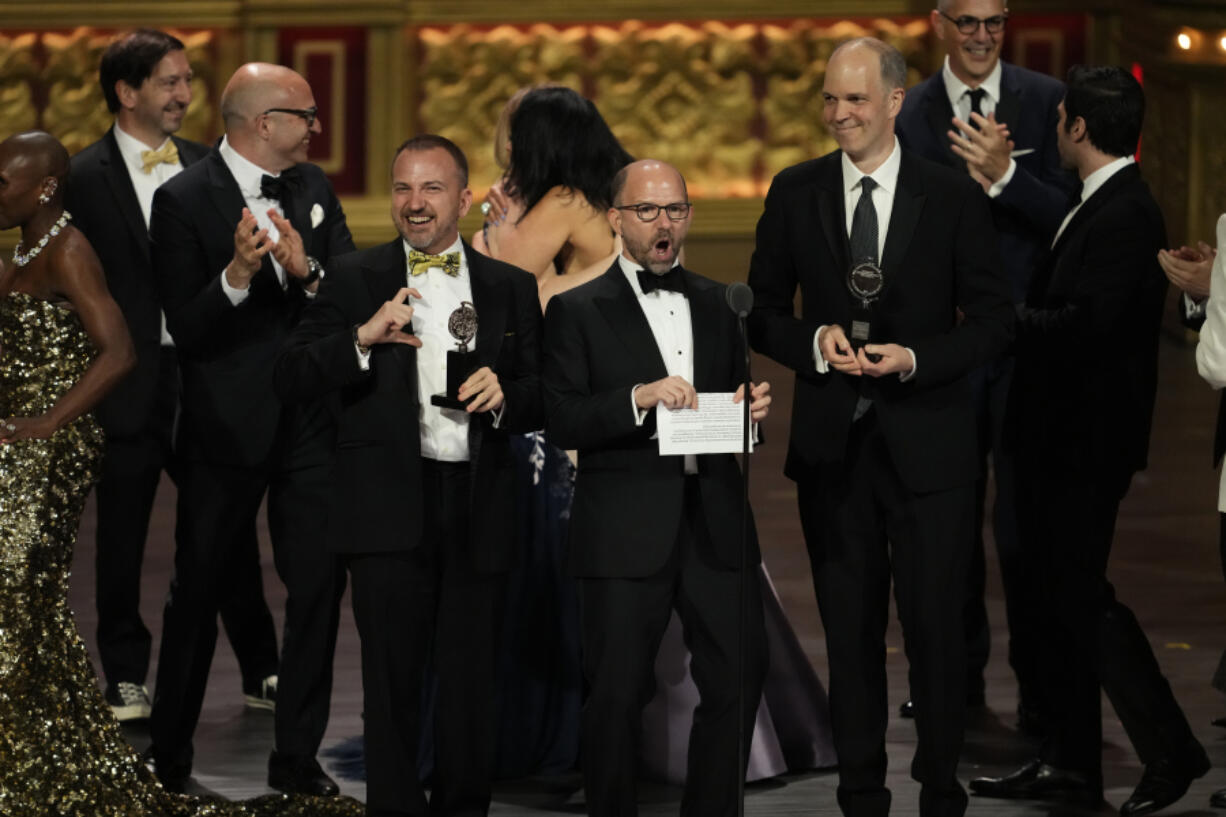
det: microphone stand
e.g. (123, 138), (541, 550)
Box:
(735, 305), (751, 817)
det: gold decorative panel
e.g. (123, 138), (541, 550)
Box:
(416, 18), (931, 197)
(0, 27), (217, 154)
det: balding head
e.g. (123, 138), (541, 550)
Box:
(220, 63), (320, 172)
(608, 159), (692, 276)
(611, 159), (688, 208)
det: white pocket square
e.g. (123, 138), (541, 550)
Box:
(310, 203), (325, 228)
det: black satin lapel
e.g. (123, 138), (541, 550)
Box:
(469, 258), (506, 368)
(816, 175), (849, 276)
(881, 160), (924, 278)
(687, 273), (719, 390)
(596, 273), (668, 381)
(925, 87), (960, 168)
(102, 130), (150, 254)
(1051, 166), (1137, 257)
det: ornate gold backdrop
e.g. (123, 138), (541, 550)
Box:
(0, 1), (1221, 269)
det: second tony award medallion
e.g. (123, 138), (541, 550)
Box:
(848, 261), (885, 361)
(431, 300), (479, 409)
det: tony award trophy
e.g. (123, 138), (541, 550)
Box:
(431, 301), (479, 409)
(848, 261), (885, 362)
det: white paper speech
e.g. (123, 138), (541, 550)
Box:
(656, 392), (754, 456)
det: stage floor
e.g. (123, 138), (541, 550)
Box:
(68, 333), (1226, 815)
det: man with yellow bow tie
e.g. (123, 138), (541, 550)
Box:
(276, 134), (543, 817)
(65, 28), (282, 730)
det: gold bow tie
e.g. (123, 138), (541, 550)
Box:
(408, 250), (461, 277)
(140, 141), (180, 173)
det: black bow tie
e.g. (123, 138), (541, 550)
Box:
(259, 166), (302, 203)
(637, 267), (685, 296)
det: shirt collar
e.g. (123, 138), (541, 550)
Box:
(1077, 155), (1135, 204)
(219, 135), (281, 200)
(941, 55), (1003, 112)
(618, 251), (680, 297)
(841, 136), (902, 198)
(113, 123), (172, 169)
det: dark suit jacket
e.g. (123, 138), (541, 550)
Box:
(543, 264), (759, 578)
(747, 149), (1015, 493)
(1010, 164), (1167, 479)
(896, 62), (1078, 303)
(273, 239), (543, 569)
(66, 129), (209, 437)
(150, 148), (354, 468)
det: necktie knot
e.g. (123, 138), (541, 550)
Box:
(260, 167), (302, 203)
(408, 250), (461, 277)
(637, 266), (685, 296)
(140, 141), (179, 174)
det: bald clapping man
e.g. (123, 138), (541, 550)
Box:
(147, 62), (355, 795)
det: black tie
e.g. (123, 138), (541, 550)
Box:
(967, 88), (987, 129)
(637, 267), (685, 296)
(849, 177), (878, 267)
(260, 166), (301, 204)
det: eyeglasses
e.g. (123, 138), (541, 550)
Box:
(615, 202), (692, 222)
(939, 11), (1008, 35)
(262, 106), (319, 127)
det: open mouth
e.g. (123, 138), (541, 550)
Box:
(652, 237), (672, 260)
(407, 214), (433, 226)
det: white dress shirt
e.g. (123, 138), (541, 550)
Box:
(113, 123), (183, 345)
(218, 136), (288, 305)
(941, 56), (1017, 198)
(813, 139), (916, 380)
(1051, 155), (1136, 248)
(1192, 214), (1226, 510)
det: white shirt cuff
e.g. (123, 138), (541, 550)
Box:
(631, 384), (650, 425)
(355, 341), (371, 371)
(221, 267), (250, 306)
(899, 347), (917, 381)
(491, 403), (505, 428)
(987, 158), (1017, 199)
(1185, 292), (1208, 319)
(813, 326), (830, 373)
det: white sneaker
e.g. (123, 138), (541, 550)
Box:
(106, 682), (152, 721)
(244, 674), (277, 711)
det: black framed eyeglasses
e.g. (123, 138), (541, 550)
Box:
(939, 11), (1008, 35)
(262, 106), (319, 127)
(615, 202), (692, 222)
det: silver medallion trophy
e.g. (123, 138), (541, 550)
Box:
(848, 261), (885, 362)
(431, 301), (479, 409)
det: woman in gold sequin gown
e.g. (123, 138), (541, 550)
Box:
(0, 131), (363, 817)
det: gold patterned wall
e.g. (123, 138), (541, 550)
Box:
(417, 18), (930, 198)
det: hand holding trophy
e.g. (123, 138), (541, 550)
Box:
(431, 301), (479, 409)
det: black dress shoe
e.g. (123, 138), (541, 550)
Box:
(1119, 750), (1211, 817)
(970, 758), (1102, 806)
(143, 747), (190, 794)
(899, 699), (915, 718)
(268, 751), (339, 797)
(1210, 788), (1226, 809)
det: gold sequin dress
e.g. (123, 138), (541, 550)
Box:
(0, 292), (362, 816)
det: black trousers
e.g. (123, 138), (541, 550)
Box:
(1022, 465), (1201, 780)
(150, 457), (345, 772)
(94, 347), (277, 690)
(798, 412), (973, 817)
(348, 459), (505, 817)
(579, 478), (767, 817)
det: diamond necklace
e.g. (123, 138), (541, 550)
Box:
(13, 210), (72, 268)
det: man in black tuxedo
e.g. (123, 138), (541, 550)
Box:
(66, 28), (280, 725)
(970, 65), (1209, 817)
(894, 0), (1077, 722)
(544, 158), (771, 817)
(275, 134), (542, 817)
(148, 62), (354, 795)
(747, 38), (1014, 817)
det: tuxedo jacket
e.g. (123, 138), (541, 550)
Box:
(66, 129), (209, 437)
(150, 149), (354, 468)
(1011, 164), (1168, 480)
(543, 264), (759, 579)
(746, 149), (1015, 494)
(273, 239), (543, 569)
(896, 62), (1078, 303)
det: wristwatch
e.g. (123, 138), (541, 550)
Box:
(352, 324), (371, 355)
(303, 255), (325, 285)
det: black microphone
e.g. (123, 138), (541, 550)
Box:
(725, 281), (753, 318)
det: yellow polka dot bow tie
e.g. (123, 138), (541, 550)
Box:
(408, 250), (461, 277)
(140, 141), (180, 173)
